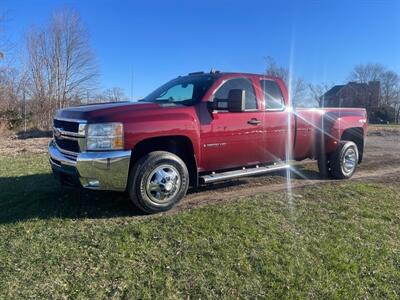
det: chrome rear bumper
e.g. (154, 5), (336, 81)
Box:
(48, 140), (131, 191)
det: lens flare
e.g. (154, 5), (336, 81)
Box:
(285, 33), (295, 207)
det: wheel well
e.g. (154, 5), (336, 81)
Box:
(341, 127), (364, 163)
(130, 136), (198, 188)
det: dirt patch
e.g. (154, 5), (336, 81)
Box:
(0, 135), (50, 156)
(167, 134), (400, 213)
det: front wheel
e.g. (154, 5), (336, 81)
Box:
(329, 141), (359, 179)
(128, 151), (189, 213)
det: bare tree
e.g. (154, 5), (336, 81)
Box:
(291, 78), (309, 107)
(0, 67), (16, 112)
(0, 13), (7, 59)
(388, 80), (400, 123)
(0, 66), (29, 130)
(349, 63), (386, 83)
(308, 82), (332, 107)
(265, 56), (308, 106)
(380, 70), (400, 106)
(101, 87), (127, 102)
(349, 63), (400, 122)
(265, 56), (288, 82)
(26, 8), (99, 129)
(0, 13), (29, 130)
(394, 100), (400, 124)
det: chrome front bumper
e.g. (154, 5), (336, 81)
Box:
(48, 140), (131, 191)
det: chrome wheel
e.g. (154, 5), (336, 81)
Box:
(342, 147), (357, 175)
(145, 164), (181, 204)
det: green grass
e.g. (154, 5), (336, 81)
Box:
(369, 124), (400, 130)
(1, 154), (400, 298)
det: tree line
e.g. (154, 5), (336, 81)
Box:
(265, 57), (400, 123)
(0, 9), (127, 131)
(1, 9), (400, 132)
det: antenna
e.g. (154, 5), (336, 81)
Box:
(130, 66), (134, 101)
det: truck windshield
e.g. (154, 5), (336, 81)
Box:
(142, 75), (215, 105)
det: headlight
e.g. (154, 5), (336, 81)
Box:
(86, 123), (124, 151)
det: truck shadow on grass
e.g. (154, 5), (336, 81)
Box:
(0, 165), (321, 224)
(0, 174), (143, 224)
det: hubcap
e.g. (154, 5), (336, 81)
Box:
(342, 147), (357, 174)
(146, 164), (181, 204)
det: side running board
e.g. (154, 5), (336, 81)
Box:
(200, 163), (290, 184)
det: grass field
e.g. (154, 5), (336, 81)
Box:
(368, 124), (400, 137)
(1, 154), (400, 298)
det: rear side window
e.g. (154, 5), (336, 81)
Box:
(214, 78), (257, 110)
(261, 80), (285, 110)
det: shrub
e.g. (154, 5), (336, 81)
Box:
(371, 105), (395, 122)
(1, 109), (23, 130)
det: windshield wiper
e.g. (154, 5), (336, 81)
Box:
(141, 98), (194, 105)
(153, 99), (176, 103)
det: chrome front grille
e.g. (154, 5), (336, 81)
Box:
(53, 119), (80, 133)
(53, 118), (86, 160)
(55, 137), (80, 153)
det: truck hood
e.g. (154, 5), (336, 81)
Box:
(55, 101), (167, 122)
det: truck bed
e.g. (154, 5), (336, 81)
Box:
(293, 108), (367, 160)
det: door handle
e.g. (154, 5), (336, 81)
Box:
(248, 118), (261, 125)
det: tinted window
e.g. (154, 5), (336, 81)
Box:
(214, 78), (257, 110)
(154, 83), (194, 102)
(261, 80), (285, 110)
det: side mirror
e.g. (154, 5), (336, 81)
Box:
(210, 99), (229, 111)
(208, 89), (246, 112)
(228, 89), (245, 112)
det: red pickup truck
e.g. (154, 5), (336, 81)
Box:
(49, 71), (368, 213)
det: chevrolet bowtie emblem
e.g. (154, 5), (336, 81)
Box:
(54, 127), (62, 138)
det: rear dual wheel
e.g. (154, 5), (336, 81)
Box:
(318, 141), (359, 179)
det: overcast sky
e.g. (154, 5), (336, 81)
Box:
(3, 0), (400, 98)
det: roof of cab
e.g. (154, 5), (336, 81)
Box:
(184, 70), (283, 81)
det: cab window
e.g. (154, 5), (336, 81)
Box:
(261, 80), (285, 110)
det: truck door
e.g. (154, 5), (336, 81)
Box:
(200, 77), (264, 171)
(260, 79), (294, 163)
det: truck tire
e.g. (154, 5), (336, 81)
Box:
(128, 151), (189, 213)
(329, 141), (359, 179)
(317, 153), (332, 178)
